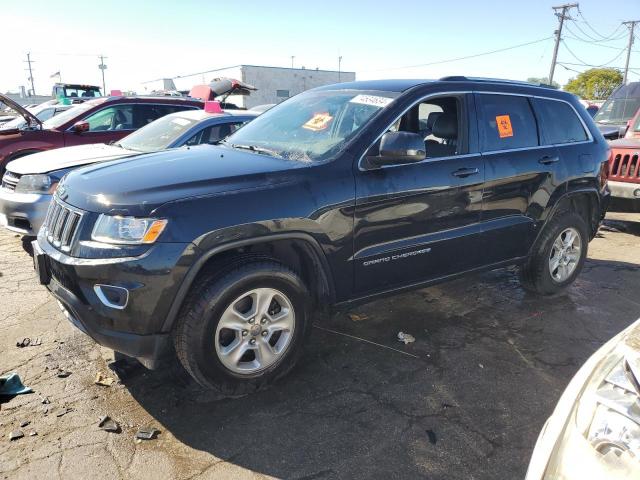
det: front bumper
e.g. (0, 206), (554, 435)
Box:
(608, 180), (640, 200)
(35, 232), (197, 368)
(0, 189), (51, 235)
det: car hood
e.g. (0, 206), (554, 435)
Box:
(608, 138), (640, 149)
(60, 145), (305, 216)
(8, 144), (138, 175)
(597, 123), (627, 140)
(0, 93), (41, 129)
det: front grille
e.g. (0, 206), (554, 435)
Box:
(43, 198), (83, 251)
(1, 171), (20, 192)
(609, 151), (640, 182)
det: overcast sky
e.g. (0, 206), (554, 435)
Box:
(1, 0), (639, 95)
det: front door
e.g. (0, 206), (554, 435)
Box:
(353, 93), (485, 295)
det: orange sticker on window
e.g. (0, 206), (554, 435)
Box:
(496, 115), (513, 138)
(303, 112), (333, 131)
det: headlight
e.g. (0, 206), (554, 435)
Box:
(528, 321), (640, 480)
(14, 174), (57, 194)
(91, 214), (167, 245)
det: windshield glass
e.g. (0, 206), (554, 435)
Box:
(64, 87), (101, 98)
(118, 114), (200, 152)
(42, 102), (95, 130)
(593, 97), (640, 124)
(0, 104), (52, 130)
(224, 89), (399, 162)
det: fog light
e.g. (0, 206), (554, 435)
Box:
(94, 284), (129, 309)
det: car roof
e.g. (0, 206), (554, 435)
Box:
(315, 76), (561, 94)
(166, 109), (259, 121)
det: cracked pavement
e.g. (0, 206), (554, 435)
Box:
(1, 213), (640, 479)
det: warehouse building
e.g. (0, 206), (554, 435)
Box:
(154, 64), (356, 109)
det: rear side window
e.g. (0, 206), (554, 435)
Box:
(477, 94), (538, 152)
(533, 98), (588, 144)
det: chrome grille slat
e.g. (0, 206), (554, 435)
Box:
(43, 198), (83, 251)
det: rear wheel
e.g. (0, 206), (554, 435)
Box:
(519, 211), (588, 296)
(173, 261), (311, 394)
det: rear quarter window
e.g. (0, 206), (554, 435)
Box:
(477, 94), (538, 152)
(533, 98), (588, 145)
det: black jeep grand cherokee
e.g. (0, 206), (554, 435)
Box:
(34, 77), (610, 393)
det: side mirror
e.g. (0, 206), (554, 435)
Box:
(364, 131), (426, 169)
(72, 121), (90, 134)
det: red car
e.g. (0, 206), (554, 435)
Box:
(0, 94), (203, 175)
(607, 137), (640, 212)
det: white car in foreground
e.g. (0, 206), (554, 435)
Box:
(526, 318), (640, 479)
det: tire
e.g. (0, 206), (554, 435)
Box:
(173, 260), (311, 395)
(519, 211), (589, 296)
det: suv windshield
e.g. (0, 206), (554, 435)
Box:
(117, 113), (200, 152)
(593, 96), (640, 124)
(42, 102), (96, 130)
(224, 89), (399, 162)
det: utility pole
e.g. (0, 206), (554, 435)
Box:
(24, 52), (36, 96)
(622, 21), (639, 84)
(549, 3), (578, 85)
(338, 56), (342, 82)
(98, 55), (107, 94)
(291, 56), (295, 69)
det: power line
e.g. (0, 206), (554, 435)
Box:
(561, 39), (627, 67)
(563, 26), (640, 52)
(564, 24), (627, 44)
(577, 7), (626, 40)
(363, 36), (554, 73)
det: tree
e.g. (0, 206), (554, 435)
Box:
(526, 77), (560, 89)
(563, 68), (623, 100)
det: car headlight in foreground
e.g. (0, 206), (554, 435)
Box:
(91, 214), (167, 245)
(14, 174), (57, 194)
(526, 319), (640, 479)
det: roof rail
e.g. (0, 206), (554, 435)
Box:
(439, 76), (557, 89)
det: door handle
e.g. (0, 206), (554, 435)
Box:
(452, 167), (479, 178)
(539, 155), (560, 165)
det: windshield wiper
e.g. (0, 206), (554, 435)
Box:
(230, 143), (282, 158)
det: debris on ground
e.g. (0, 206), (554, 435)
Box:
(397, 331), (416, 344)
(348, 313), (369, 322)
(135, 427), (160, 440)
(16, 337), (42, 348)
(19, 420), (30, 428)
(9, 430), (24, 441)
(94, 372), (115, 387)
(0, 373), (33, 397)
(479, 363), (484, 369)
(40, 396), (50, 405)
(426, 429), (437, 445)
(98, 415), (120, 433)
(56, 370), (72, 378)
(29, 431), (37, 437)
(55, 408), (72, 418)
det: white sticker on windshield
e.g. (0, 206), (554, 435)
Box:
(172, 118), (190, 126)
(349, 94), (393, 108)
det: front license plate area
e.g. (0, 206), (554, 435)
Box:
(32, 241), (51, 285)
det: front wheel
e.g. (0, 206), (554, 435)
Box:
(173, 261), (311, 394)
(519, 211), (589, 296)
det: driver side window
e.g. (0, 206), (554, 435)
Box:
(379, 96), (464, 159)
(83, 105), (134, 132)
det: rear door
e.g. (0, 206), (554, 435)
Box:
(353, 93), (485, 295)
(476, 93), (561, 264)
